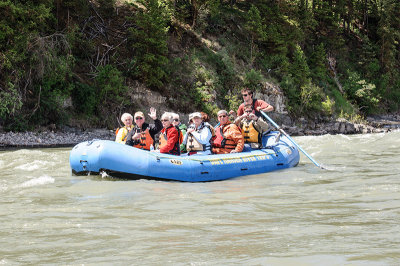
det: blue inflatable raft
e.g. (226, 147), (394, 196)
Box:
(69, 131), (299, 182)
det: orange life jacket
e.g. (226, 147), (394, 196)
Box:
(133, 129), (153, 150)
(179, 130), (183, 144)
(212, 124), (237, 152)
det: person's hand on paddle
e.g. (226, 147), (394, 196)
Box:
(230, 150), (237, 153)
(229, 110), (237, 118)
(187, 128), (195, 134)
(149, 107), (157, 120)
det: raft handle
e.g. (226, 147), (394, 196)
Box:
(277, 163), (284, 166)
(241, 168), (248, 171)
(201, 171), (209, 174)
(80, 160), (88, 171)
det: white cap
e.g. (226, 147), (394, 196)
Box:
(189, 112), (202, 121)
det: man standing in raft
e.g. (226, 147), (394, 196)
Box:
(212, 110), (244, 154)
(125, 107), (162, 150)
(230, 88), (274, 118)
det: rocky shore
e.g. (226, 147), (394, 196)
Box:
(0, 114), (399, 149)
(281, 114), (400, 136)
(0, 127), (115, 149)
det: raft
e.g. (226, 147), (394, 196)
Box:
(69, 131), (299, 182)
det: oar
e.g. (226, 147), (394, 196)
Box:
(260, 110), (324, 169)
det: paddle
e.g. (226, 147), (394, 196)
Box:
(260, 110), (324, 169)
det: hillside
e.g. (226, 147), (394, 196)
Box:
(1, 0), (399, 131)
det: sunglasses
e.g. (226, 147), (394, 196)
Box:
(218, 115), (227, 118)
(161, 119), (170, 122)
(245, 110), (252, 113)
(135, 117), (143, 120)
(173, 118), (179, 122)
(242, 94), (248, 97)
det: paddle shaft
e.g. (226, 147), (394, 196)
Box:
(260, 111), (323, 169)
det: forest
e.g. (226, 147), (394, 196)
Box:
(0, 0), (399, 131)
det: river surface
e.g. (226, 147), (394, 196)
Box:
(1, 132), (399, 265)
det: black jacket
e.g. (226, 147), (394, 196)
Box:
(125, 119), (163, 146)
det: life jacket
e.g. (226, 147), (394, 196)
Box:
(242, 120), (261, 143)
(179, 130), (183, 144)
(212, 124), (237, 152)
(159, 125), (181, 155)
(115, 125), (133, 144)
(133, 128), (153, 150)
(186, 123), (212, 152)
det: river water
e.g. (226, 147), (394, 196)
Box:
(1, 132), (399, 265)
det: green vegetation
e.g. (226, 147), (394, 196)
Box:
(0, 0), (399, 130)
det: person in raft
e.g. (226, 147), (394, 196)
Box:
(171, 113), (187, 153)
(125, 107), (162, 150)
(234, 103), (269, 149)
(115, 113), (134, 144)
(229, 88), (274, 118)
(155, 112), (181, 155)
(182, 112), (213, 155)
(212, 110), (244, 154)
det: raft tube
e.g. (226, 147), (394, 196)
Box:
(69, 131), (299, 182)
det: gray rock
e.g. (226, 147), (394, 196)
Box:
(339, 123), (346, 134)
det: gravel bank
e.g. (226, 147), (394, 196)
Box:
(0, 128), (114, 149)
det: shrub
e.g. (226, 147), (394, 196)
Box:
(332, 89), (355, 115)
(244, 69), (263, 91)
(300, 82), (324, 112)
(95, 64), (127, 106)
(321, 95), (335, 116)
(71, 82), (97, 115)
(0, 83), (22, 120)
(343, 70), (380, 114)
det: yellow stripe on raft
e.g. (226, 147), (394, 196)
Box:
(146, 151), (276, 164)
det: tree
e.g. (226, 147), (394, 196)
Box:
(244, 5), (266, 64)
(128, 0), (170, 89)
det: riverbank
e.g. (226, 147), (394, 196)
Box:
(0, 114), (399, 149)
(282, 114), (400, 136)
(0, 128), (115, 149)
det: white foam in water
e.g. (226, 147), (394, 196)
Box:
(0, 183), (8, 192)
(18, 175), (55, 188)
(101, 171), (109, 178)
(15, 160), (47, 171)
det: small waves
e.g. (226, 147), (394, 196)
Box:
(16, 175), (55, 188)
(14, 160), (49, 171)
